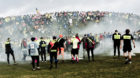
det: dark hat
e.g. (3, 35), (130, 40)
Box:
(7, 38), (10, 41)
(53, 36), (56, 39)
(84, 34), (87, 36)
(115, 30), (118, 32)
(87, 34), (90, 37)
(7, 38), (10, 40)
(40, 37), (43, 39)
(31, 37), (35, 41)
(125, 29), (130, 34)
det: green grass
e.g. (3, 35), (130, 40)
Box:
(0, 55), (140, 78)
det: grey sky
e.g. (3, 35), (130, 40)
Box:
(0, 0), (140, 17)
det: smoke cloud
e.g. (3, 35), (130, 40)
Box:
(79, 16), (140, 56)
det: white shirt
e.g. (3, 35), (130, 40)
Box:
(28, 41), (39, 56)
(72, 38), (79, 49)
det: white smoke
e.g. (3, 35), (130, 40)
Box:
(79, 16), (140, 56)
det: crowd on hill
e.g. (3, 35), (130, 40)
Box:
(0, 10), (140, 46)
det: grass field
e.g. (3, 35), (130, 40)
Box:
(0, 55), (140, 78)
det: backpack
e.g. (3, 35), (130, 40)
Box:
(87, 38), (95, 48)
(23, 40), (27, 48)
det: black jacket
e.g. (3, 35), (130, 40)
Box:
(39, 40), (46, 52)
(5, 41), (13, 53)
(47, 40), (61, 53)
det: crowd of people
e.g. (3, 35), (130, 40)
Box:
(0, 10), (140, 42)
(0, 10), (139, 71)
(5, 33), (99, 70)
(4, 28), (136, 71)
(0, 10), (105, 37)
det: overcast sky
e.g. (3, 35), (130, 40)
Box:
(0, 0), (140, 17)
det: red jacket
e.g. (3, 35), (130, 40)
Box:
(76, 36), (81, 49)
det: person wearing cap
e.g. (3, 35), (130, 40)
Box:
(5, 38), (17, 65)
(48, 36), (61, 69)
(57, 34), (66, 63)
(28, 37), (40, 71)
(120, 29), (136, 64)
(39, 37), (47, 62)
(112, 30), (121, 58)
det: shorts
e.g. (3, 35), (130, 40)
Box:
(57, 48), (64, 55)
(71, 49), (78, 55)
(6, 50), (14, 54)
(123, 46), (132, 52)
